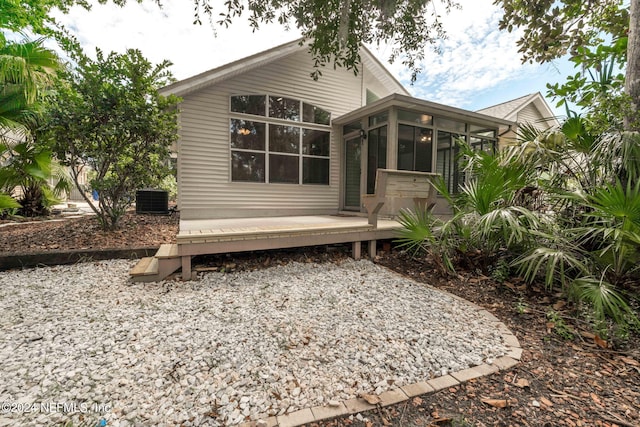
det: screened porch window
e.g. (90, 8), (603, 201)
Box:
(397, 124), (433, 172)
(436, 131), (465, 194)
(367, 126), (387, 194)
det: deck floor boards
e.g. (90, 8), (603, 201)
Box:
(176, 214), (401, 254)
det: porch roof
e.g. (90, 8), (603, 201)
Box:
(334, 93), (516, 130)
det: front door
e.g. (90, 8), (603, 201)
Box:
(344, 136), (361, 210)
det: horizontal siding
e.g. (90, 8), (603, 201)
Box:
(518, 105), (546, 131)
(178, 49), (363, 219)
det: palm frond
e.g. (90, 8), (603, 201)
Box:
(572, 276), (636, 324)
(395, 207), (439, 257)
(513, 245), (588, 291)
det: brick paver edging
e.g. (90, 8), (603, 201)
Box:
(239, 295), (522, 427)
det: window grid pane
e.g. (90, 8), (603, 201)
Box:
(230, 95), (266, 116)
(270, 154), (300, 184)
(231, 151), (265, 182)
(269, 125), (300, 154)
(230, 119), (266, 150)
(303, 157), (329, 185)
(269, 96), (300, 121)
(303, 129), (330, 156)
(303, 103), (331, 125)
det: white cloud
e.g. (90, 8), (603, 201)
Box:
(51, 0), (561, 111)
(53, 0), (301, 80)
(366, 0), (542, 109)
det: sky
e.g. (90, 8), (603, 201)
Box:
(52, 0), (574, 116)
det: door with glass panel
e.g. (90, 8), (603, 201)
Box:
(344, 136), (361, 210)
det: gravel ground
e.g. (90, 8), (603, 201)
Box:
(0, 259), (507, 426)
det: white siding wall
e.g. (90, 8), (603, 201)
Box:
(178, 50), (365, 219)
(517, 104), (547, 131)
(363, 71), (390, 104)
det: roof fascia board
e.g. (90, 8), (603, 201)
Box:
(335, 93), (515, 128)
(531, 93), (561, 126)
(360, 46), (410, 96)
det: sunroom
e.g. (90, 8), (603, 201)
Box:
(334, 94), (515, 215)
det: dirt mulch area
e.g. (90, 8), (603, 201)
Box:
(0, 211), (178, 255)
(0, 214), (639, 426)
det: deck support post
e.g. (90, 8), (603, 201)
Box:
(368, 240), (377, 258)
(181, 255), (192, 280)
(352, 241), (361, 260)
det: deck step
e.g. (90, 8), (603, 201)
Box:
(130, 257), (159, 277)
(156, 243), (178, 258)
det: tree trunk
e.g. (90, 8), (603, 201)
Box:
(625, 0), (640, 131)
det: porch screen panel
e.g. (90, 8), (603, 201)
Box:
(397, 124), (414, 171)
(415, 128), (433, 172)
(398, 124), (432, 172)
(436, 131), (465, 193)
(367, 126), (387, 194)
(344, 137), (361, 208)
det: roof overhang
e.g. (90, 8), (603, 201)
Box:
(334, 93), (516, 129)
(160, 39), (306, 97)
(161, 39), (412, 100)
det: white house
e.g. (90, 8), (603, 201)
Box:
(137, 39), (561, 281)
(160, 39), (517, 221)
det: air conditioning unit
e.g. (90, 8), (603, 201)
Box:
(136, 189), (169, 214)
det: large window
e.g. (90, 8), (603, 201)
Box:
(229, 95), (331, 184)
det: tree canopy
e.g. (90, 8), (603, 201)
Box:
(45, 49), (180, 229)
(495, 0), (639, 130)
(199, 0), (458, 82)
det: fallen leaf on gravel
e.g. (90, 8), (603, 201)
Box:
(481, 398), (509, 408)
(619, 356), (639, 366)
(594, 335), (608, 349)
(540, 397), (554, 407)
(580, 330), (596, 340)
(514, 378), (530, 388)
(553, 300), (566, 310)
(359, 393), (381, 405)
(412, 396), (423, 406)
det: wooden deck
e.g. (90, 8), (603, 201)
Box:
(131, 214), (403, 282)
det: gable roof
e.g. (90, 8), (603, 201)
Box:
(476, 92), (560, 128)
(160, 38), (409, 98)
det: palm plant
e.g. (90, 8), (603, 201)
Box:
(446, 142), (544, 266)
(395, 140), (544, 273)
(0, 139), (70, 216)
(0, 36), (65, 217)
(0, 37), (59, 129)
(510, 117), (640, 331)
